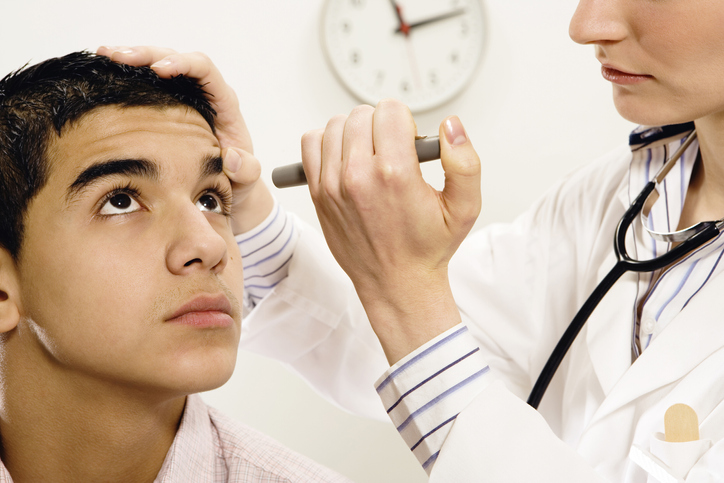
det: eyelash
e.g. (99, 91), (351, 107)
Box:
(206, 181), (234, 217)
(95, 181), (234, 217)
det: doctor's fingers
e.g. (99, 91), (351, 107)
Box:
(301, 117), (347, 203)
(98, 46), (223, 85)
(319, 114), (348, 197)
(336, 99), (424, 200)
(97, 45), (178, 66)
(97, 46), (252, 153)
(342, 105), (375, 173)
(222, 147), (261, 189)
(341, 102), (423, 204)
(301, 129), (324, 192)
(371, 99), (419, 172)
(438, 116), (482, 233)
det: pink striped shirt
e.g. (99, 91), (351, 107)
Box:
(0, 395), (350, 483)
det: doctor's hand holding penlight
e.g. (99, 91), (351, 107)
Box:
(300, 100), (481, 364)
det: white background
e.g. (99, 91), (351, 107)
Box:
(0, 1), (634, 481)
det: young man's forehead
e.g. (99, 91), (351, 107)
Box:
(57, 103), (214, 138)
(45, 104), (219, 176)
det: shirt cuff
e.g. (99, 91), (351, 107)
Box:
(375, 324), (493, 474)
(236, 200), (299, 309)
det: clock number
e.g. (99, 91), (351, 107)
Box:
(450, 51), (460, 64)
(350, 50), (361, 65)
(400, 80), (411, 93)
(350, 0), (365, 7)
(461, 20), (469, 37)
(429, 71), (439, 86)
(341, 20), (352, 34)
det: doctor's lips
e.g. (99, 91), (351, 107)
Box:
(166, 294), (234, 328)
(601, 65), (653, 85)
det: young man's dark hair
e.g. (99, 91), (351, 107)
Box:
(0, 51), (216, 260)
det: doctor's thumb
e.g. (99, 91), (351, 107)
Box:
(439, 116), (482, 228)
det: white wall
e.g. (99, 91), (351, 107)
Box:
(0, 1), (635, 481)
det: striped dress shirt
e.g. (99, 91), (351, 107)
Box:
(237, 201), (298, 310)
(626, 124), (724, 356)
(374, 324), (492, 474)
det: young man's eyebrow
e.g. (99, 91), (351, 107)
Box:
(66, 159), (159, 201)
(66, 155), (224, 203)
(201, 155), (224, 178)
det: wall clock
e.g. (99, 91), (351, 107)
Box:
(320, 0), (487, 113)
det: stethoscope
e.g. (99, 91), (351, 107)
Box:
(270, 129), (722, 411)
(527, 129), (724, 409)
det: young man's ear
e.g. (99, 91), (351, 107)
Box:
(0, 249), (21, 333)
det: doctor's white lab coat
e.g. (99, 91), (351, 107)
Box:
(240, 129), (724, 482)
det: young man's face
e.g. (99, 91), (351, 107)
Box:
(14, 105), (243, 397)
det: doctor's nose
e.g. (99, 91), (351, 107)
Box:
(166, 203), (229, 276)
(569, 0), (628, 45)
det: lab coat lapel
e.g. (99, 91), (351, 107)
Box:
(584, 250), (638, 397)
(589, 265), (724, 421)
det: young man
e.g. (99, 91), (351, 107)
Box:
(0, 52), (348, 482)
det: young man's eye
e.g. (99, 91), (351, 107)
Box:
(196, 193), (225, 214)
(98, 191), (141, 216)
(197, 186), (232, 216)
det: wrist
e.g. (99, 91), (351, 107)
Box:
(230, 182), (274, 235)
(355, 268), (462, 365)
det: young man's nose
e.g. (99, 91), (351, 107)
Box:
(569, 0), (628, 46)
(165, 203), (229, 276)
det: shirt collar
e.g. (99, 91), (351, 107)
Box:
(626, 123), (700, 260)
(154, 394), (217, 483)
(628, 122), (695, 151)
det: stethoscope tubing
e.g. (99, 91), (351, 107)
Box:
(527, 132), (721, 409)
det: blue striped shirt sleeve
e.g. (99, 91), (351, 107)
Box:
(375, 323), (493, 475)
(235, 201), (299, 309)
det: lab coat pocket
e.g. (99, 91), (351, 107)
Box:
(630, 432), (712, 483)
(650, 432), (712, 480)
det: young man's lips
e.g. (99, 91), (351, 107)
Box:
(601, 65), (653, 85)
(167, 294), (234, 328)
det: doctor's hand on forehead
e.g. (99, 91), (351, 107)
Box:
(96, 46), (274, 235)
(301, 100), (482, 364)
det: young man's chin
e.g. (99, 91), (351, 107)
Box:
(137, 350), (238, 398)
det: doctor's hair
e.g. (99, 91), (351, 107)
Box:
(0, 51), (217, 261)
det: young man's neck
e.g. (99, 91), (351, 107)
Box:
(0, 331), (184, 483)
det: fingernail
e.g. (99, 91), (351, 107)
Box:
(150, 59), (173, 69)
(443, 116), (467, 146)
(225, 149), (243, 174)
(119, 48), (136, 55)
(100, 45), (121, 52)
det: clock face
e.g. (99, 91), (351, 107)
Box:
(320, 0), (486, 113)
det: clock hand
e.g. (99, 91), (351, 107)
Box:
(386, 2), (420, 86)
(405, 36), (423, 90)
(388, 0), (411, 36)
(395, 8), (466, 34)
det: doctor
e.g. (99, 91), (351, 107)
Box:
(103, 0), (724, 480)
(296, 0), (724, 475)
